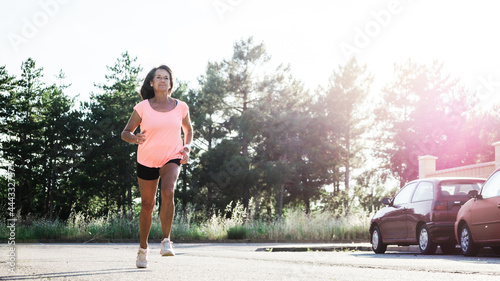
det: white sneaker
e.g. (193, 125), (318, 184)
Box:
(136, 247), (148, 268)
(160, 238), (175, 256)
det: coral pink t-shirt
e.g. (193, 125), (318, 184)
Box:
(133, 99), (189, 168)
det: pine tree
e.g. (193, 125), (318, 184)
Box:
(38, 71), (81, 219)
(82, 51), (142, 215)
(220, 37), (271, 210)
(0, 59), (47, 216)
(375, 59), (480, 186)
(312, 57), (373, 214)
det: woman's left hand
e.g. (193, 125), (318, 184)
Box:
(180, 147), (190, 164)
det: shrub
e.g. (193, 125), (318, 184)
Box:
(227, 225), (248, 239)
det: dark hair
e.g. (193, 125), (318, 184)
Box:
(140, 65), (174, 100)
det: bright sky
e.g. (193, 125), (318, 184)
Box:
(1, 0), (500, 107)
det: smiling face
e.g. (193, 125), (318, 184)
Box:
(151, 68), (172, 95)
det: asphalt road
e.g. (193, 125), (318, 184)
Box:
(1, 243), (499, 280)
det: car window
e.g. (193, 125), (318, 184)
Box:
(440, 183), (482, 197)
(393, 182), (417, 206)
(412, 181), (433, 202)
(481, 171), (500, 199)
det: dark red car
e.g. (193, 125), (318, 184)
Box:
(455, 168), (500, 256)
(370, 177), (485, 254)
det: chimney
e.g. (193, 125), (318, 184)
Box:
(418, 155), (438, 179)
(493, 141), (500, 169)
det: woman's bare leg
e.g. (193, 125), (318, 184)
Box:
(159, 163), (181, 240)
(138, 178), (159, 249)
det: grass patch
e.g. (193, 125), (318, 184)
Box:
(1, 203), (371, 242)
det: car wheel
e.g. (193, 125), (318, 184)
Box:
(459, 223), (478, 256)
(491, 247), (500, 256)
(439, 243), (457, 255)
(371, 226), (387, 254)
(418, 225), (437, 255)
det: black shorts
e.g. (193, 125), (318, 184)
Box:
(137, 159), (181, 180)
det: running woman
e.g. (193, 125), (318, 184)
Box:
(121, 65), (193, 268)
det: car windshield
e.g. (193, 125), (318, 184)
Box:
(439, 182), (482, 197)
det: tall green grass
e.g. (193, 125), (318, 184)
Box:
(1, 202), (371, 242)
